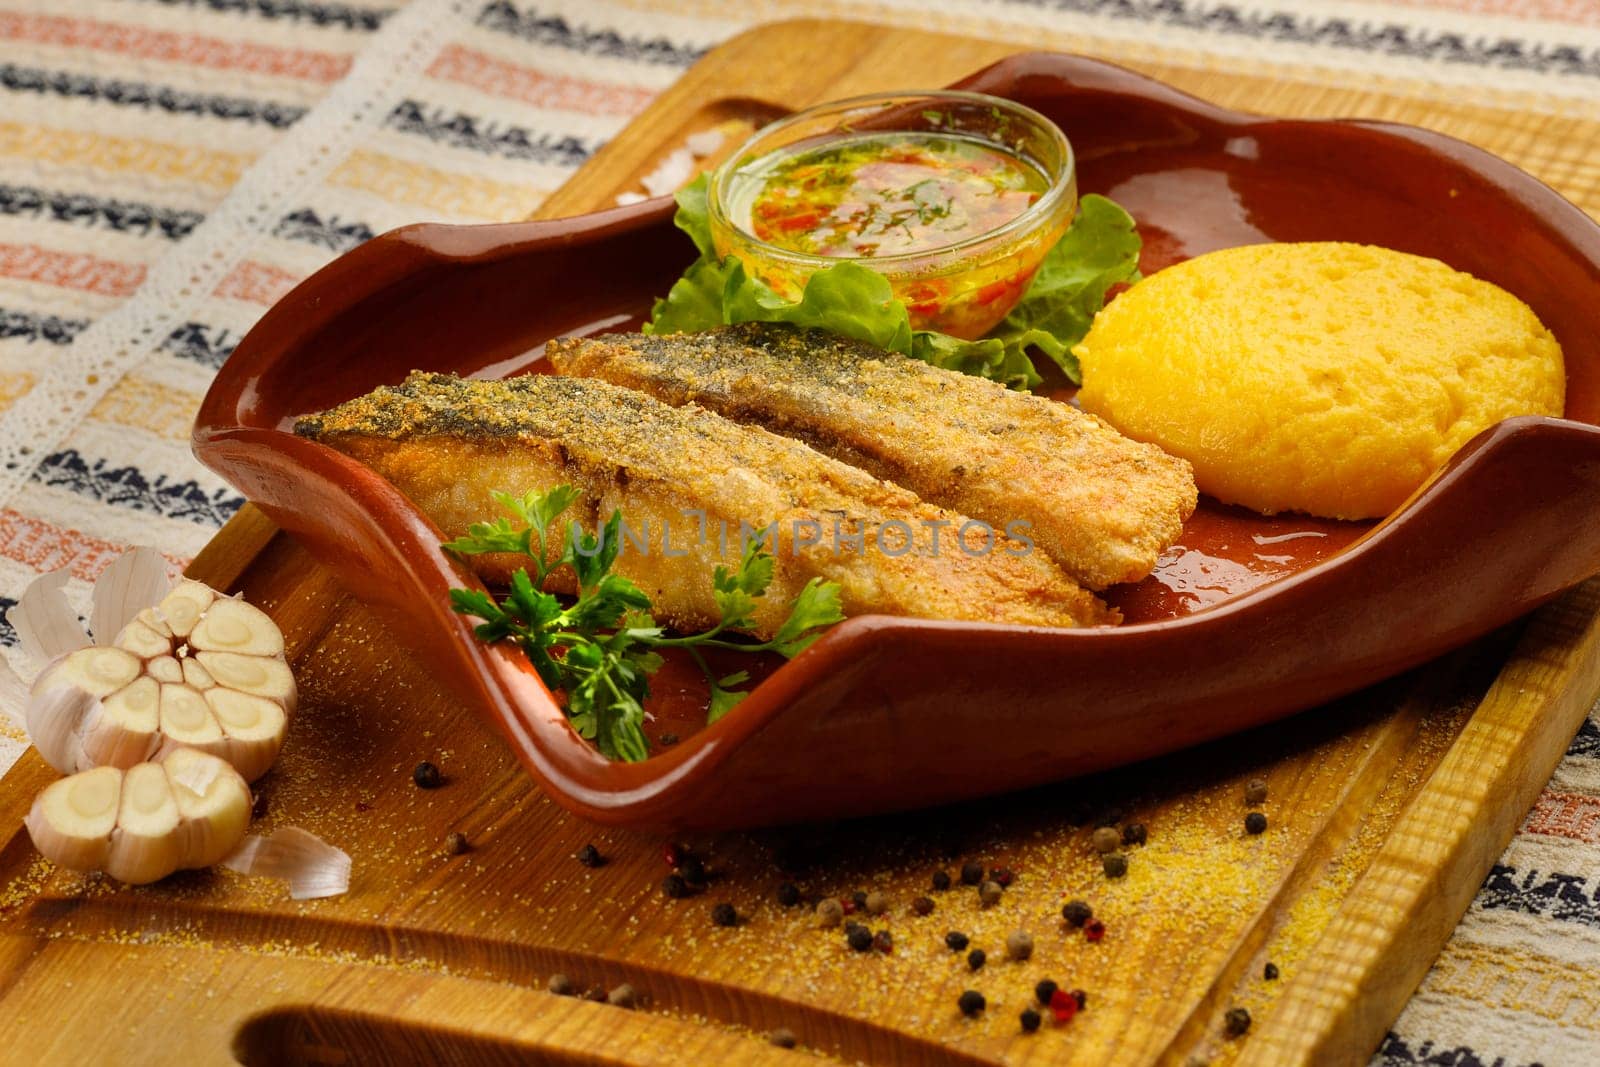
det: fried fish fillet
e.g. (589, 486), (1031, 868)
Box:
(296, 371), (1117, 633)
(547, 323), (1198, 590)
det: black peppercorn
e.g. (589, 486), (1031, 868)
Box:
(584, 986), (607, 1003)
(847, 926), (874, 952)
(661, 873), (691, 899)
(1224, 1006), (1252, 1037)
(576, 843), (604, 868)
(1245, 811), (1268, 835)
(547, 973), (574, 996)
(768, 1029), (797, 1049)
(911, 896), (935, 916)
(1122, 823), (1148, 847)
(1264, 962), (1279, 981)
(958, 990), (986, 1017)
(1035, 979), (1059, 1006)
(1061, 899), (1093, 927)
(711, 902), (737, 927)
(851, 890), (868, 910)
(412, 761), (442, 788)
(1020, 1007), (1042, 1033)
(960, 861), (984, 886)
(679, 854), (707, 884)
(931, 869), (952, 892)
(967, 948), (986, 971)
(777, 881), (801, 907)
(945, 931), (969, 952)
(1103, 852), (1128, 878)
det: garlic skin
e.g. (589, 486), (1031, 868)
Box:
(24, 750), (251, 885)
(25, 578), (295, 782)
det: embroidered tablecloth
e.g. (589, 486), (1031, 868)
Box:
(1, 1), (1597, 1062)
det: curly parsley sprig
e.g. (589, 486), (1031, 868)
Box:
(444, 487), (844, 762)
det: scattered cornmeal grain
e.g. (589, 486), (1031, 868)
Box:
(1074, 242), (1566, 518)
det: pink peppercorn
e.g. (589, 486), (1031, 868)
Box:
(1084, 919), (1106, 942)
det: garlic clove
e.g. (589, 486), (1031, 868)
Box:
(79, 677), (163, 769)
(193, 652), (296, 711)
(187, 598), (285, 658)
(182, 658), (215, 691)
(103, 762), (183, 885)
(147, 655), (183, 684)
(205, 689), (287, 783)
(113, 618), (170, 659)
(156, 580), (216, 639)
(159, 683), (223, 746)
(135, 607), (172, 639)
(163, 748), (251, 869)
(41, 647), (143, 698)
(25, 766), (123, 873)
(25, 682), (99, 775)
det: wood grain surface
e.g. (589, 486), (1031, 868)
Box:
(3, 18), (1600, 1067)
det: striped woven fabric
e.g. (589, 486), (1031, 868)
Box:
(1, 1), (1597, 1062)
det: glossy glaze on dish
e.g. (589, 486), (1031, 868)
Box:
(193, 52), (1600, 829)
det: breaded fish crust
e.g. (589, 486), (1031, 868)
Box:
(296, 372), (1117, 633)
(548, 324), (1197, 589)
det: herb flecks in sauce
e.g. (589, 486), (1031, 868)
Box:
(742, 133), (1047, 260)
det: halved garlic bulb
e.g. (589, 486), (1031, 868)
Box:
(26, 579), (294, 782)
(24, 749), (251, 885)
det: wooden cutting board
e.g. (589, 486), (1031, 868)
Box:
(5, 18), (1600, 1067)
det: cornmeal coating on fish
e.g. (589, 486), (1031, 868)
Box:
(548, 323), (1197, 589)
(296, 372), (1116, 633)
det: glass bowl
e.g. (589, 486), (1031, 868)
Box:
(707, 90), (1078, 339)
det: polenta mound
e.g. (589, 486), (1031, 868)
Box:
(1072, 242), (1565, 519)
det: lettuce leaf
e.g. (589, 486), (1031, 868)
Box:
(644, 174), (1142, 388)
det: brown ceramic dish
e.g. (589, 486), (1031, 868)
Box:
(193, 53), (1600, 830)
